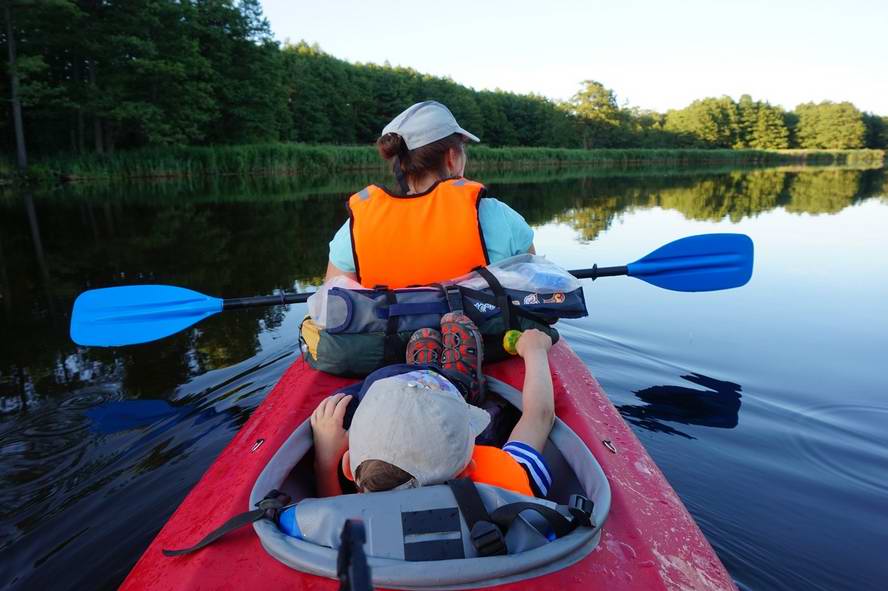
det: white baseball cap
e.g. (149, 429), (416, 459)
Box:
(348, 370), (490, 486)
(381, 101), (481, 150)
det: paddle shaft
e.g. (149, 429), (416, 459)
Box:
(223, 292), (310, 310)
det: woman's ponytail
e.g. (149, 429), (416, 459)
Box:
(376, 133), (407, 160)
(376, 132), (465, 192)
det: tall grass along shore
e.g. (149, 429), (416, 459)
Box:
(10, 144), (886, 185)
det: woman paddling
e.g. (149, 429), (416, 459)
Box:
(325, 100), (535, 289)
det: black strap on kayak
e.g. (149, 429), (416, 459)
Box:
(430, 282), (464, 315)
(488, 494), (595, 541)
(162, 490), (291, 557)
(447, 478), (507, 557)
(383, 289), (401, 363)
(338, 519), (372, 591)
(489, 500), (584, 538)
(446, 285), (464, 313)
(447, 479), (595, 557)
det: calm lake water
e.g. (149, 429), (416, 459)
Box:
(1, 165), (886, 590)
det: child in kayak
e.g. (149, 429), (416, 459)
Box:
(307, 314), (554, 501)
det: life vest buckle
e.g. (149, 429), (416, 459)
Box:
(444, 285), (464, 312)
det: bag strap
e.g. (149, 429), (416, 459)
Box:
(430, 282), (465, 314)
(382, 289), (401, 362)
(472, 267), (514, 329)
(447, 479), (507, 557)
(447, 479), (595, 557)
(490, 502), (575, 538)
(376, 301), (449, 318)
(162, 490), (291, 557)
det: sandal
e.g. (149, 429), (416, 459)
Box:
(406, 328), (443, 366)
(440, 312), (485, 404)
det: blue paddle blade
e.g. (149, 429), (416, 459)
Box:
(627, 233), (754, 292)
(70, 285), (223, 347)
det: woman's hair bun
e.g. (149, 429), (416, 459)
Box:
(377, 133), (406, 160)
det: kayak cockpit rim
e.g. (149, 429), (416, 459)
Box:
(249, 376), (612, 589)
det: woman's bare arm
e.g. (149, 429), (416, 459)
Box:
(325, 260), (358, 283)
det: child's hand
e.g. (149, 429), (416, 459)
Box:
(310, 393), (352, 469)
(515, 329), (552, 358)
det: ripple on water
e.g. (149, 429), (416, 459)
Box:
(0, 386), (121, 504)
(790, 404), (888, 496)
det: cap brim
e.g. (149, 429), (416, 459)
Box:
(456, 127), (480, 143)
(467, 405), (491, 437)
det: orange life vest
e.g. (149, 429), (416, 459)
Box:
(462, 445), (535, 497)
(347, 178), (489, 289)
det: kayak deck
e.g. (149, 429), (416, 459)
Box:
(121, 341), (735, 590)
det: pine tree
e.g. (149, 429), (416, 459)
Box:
(795, 102), (866, 149)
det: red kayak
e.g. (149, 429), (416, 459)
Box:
(121, 341), (736, 590)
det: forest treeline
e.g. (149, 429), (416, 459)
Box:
(2, 0), (887, 164)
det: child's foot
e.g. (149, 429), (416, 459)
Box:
(441, 312), (484, 404)
(406, 328), (443, 366)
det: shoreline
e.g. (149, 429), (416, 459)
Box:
(3, 145), (884, 186)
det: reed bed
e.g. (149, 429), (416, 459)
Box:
(15, 145), (887, 184)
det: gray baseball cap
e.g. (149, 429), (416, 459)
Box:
(348, 370), (490, 487)
(381, 101), (481, 150)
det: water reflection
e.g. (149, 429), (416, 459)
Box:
(85, 399), (191, 434)
(618, 373), (743, 439)
(0, 163), (886, 590)
(0, 165), (885, 412)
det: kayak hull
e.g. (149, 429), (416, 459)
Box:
(121, 341), (735, 590)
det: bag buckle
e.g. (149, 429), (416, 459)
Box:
(257, 489), (291, 520)
(469, 521), (507, 557)
(568, 494), (594, 527)
(445, 285), (464, 313)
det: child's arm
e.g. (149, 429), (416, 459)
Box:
(310, 392), (352, 497)
(506, 329), (554, 453)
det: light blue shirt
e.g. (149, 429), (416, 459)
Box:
(328, 197), (534, 272)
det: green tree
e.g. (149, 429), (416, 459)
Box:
(750, 102), (789, 149)
(567, 80), (623, 148)
(794, 101), (866, 149)
(862, 113), (888, 149)
(664, 97), (739, 148)
(735, 94), (758, 148)
(476, 90), (518, 147)
(103, 0), (218, 147)
(192, 0), (289, 144)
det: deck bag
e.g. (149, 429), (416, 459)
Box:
(301, 254), (588, 376)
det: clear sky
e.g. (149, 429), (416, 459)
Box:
(260, 0), (887, 115)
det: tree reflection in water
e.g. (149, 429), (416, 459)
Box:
(0, 165), (883, 410)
